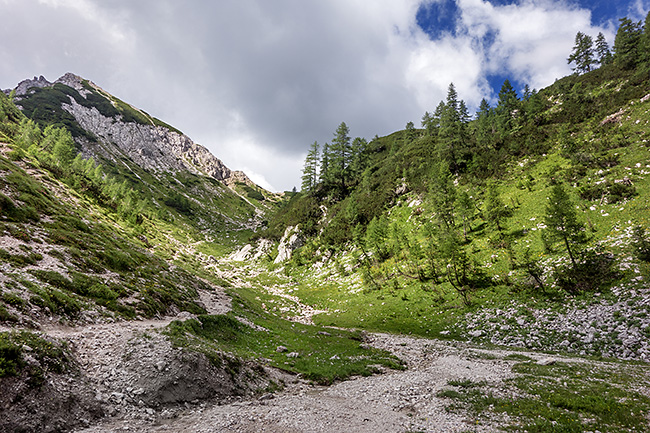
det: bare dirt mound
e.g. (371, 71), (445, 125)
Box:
(0, 288), (285, 433)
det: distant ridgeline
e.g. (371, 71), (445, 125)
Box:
(2, 72), (279, 231)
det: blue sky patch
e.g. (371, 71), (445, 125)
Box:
(416, 0), (461, 39)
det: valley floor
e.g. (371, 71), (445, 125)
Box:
(72, 332), (650, 433)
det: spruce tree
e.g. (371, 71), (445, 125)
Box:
(543, 184), (585, 266)
(496, 79), (520, 135)
(438, 83), (468, 171)
(567, 31), (595, 74)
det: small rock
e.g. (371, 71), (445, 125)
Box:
(468, 330), (483, 338)
(329, 355), (340, 360)
(537, 358), (556, 366)
(287, 352), (300, 358)
(317, 331), (331, 336)
(276, 346), (288, 353)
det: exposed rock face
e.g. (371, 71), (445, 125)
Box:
(230, 239), (273, 262)
(274, 226), (304, 264)
(12, 75), (53, 96)
(12, 73), (254, 186)
(65, 96), (232, 180)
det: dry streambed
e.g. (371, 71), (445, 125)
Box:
(74, 334), (568, 433)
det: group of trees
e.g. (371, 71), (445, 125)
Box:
(301, 122), (369, 197)
(11, 118), (148, 224)
(286, 12), (648, 304)
(568, 12), (650, 73)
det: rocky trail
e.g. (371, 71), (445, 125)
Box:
(74, 332), (625, 433)
(4, 275), (650, 433)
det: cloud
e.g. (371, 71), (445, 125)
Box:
(0, 0), (634, 191)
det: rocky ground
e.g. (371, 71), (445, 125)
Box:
(71, 332), (615, 433)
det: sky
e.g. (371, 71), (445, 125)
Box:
(1, 0), (648, 191)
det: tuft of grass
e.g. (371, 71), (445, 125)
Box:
(164, 286), (404, 385)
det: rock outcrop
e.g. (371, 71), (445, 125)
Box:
(274, 226), (304, 264)
(11, 73), (255, 187)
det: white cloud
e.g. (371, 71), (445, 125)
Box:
(0, 0), (633, 191)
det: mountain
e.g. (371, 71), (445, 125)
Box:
(11, 73), (242, 184)
(3, 16), (650, 431)
(0, 72), (398, 433)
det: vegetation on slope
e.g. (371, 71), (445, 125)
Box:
(258, 14), (650, 359)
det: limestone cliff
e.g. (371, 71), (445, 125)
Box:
(11, 73), (257, 188)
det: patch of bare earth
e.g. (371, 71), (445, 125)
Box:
(73, 334), (528, 433)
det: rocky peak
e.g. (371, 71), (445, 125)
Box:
(11, 73), (259, 188)
(13, 75), (52, 96)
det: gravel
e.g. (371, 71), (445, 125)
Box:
(74, 334), (529, 433)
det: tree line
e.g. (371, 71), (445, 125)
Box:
(568, 12), (650, 73)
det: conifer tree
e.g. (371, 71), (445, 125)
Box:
(430, 161), (456, 230)
(543, 184), (585, 266)
(496, 79), (520, 135)
(15, 118), (41, 150)
(329, 122), (352, 190)
(438, 83), (468, 171)
(613, 17), (643, 70)
(484, 184), (510, 235)
(405, 121), (418, 141)
(301, 141), (320, 193)
(642, 11), (650, 63)
(320, 142), (331, 185)
(567, 31), (595, 74)
(475, 98), (495, 150)
(595, 32), (613, 65)
(349, 137), (368, 181)
(456, 190), (474, 241)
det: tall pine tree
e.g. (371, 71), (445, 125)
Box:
(567, 31), (595, 74)
(301, 141), (320, 193)
(613, 17), (642, 70)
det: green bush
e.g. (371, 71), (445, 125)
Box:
(555, 250), (619, 294)
(0, 335), (23, 377)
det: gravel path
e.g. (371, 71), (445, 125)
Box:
(74, 333), (530, 433)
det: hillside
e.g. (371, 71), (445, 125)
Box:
(254, 56), (650, 361)
(0, 78), (404, 432)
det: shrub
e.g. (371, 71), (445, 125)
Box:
(555, 249), (618, 294)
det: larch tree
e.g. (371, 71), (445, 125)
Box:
(567, 31), (595, 74)
(329, 122), (352, 191)
(543, 183), (586, 267)
(595, 32), (613, 66)
(613, 17), (643, 70)
(301, 141), (320, 193)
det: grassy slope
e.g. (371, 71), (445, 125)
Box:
(260, 63), (650, 355)
(0, 88), (398, 387)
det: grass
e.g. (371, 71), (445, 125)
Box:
(436, 360), (650, 432)
(164, 284), (404, 385)
(0, 331), (72, 383)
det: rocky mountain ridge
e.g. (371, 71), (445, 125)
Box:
(8, 73), (259, 190)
